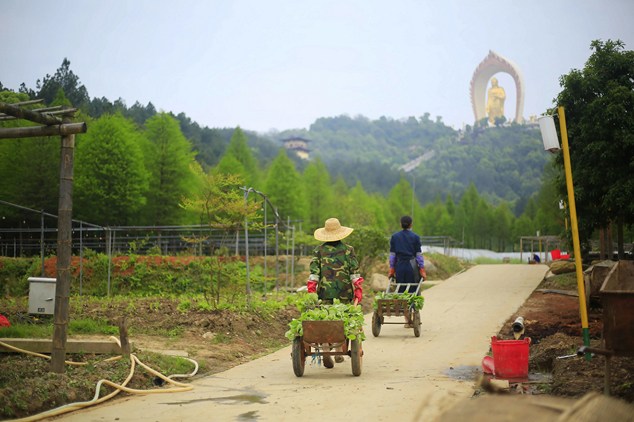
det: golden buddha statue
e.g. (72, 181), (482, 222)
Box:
(486, 77), (506, 124)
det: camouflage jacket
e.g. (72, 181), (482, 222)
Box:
(308, 241), (360, 301)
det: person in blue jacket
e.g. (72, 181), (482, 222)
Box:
(388, 215), (426, 293)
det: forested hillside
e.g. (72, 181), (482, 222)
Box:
(276, 115), (548, 213)
(1, 59), (564, 251)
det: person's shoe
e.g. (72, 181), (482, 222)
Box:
(322, 355), (334, 368)
(404, 323), (413, 328)
(335, 355), (345, 363)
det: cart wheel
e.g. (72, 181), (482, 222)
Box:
(413, 310), (421, 338)
(350, 339), (362, 376)
(292, 337), (305, 377)
(371, 311), (381, 337)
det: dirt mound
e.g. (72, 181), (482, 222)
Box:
(498, 289), (634, 403)
(530, 332), (579, 372)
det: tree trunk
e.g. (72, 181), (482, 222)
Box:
(617, 216), (624, 260)
(605, 221), (614, 259)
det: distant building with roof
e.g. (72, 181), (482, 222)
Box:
(281, 136), (310, 160)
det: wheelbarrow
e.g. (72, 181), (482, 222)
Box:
(372, 278), (423, 338)
(292, 319), (363, 377)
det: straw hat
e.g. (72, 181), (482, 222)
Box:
(314, 218), (353, 242)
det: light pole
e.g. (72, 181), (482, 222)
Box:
(538, 106), (590, 349)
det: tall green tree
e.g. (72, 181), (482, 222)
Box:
(182, 166), (259, 231)
(264, 149), (306, 224)
(37, 58), (90, 108)
(180, 167), (260, 306)
(142, 113), (199, 225)
(302, 158), (334, 231)
(492, 202), (514, 251)
(533, 161), (565, 238)
(224, 127), (260, 187)
(386, 176), (418, 230)
(74, 114), (149, 225)
(473, 198), (493, 249)
(346, 181), (381, 228)
(455, 183), (480, 248)
(555, 39), (634, 257)
(215, 153), (247, 183)
(420, 196), (453, 237)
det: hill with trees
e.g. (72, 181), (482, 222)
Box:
(0, 58), (572, 252)
(277, 114), (549, 214)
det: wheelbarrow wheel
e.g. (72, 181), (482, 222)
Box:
(292, 337), (305, 377)
(371, 311), (381, 337)
(413, 310), (421, 338)
(350, 339), (362, 376)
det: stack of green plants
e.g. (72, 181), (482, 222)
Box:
(373, 291), (425, 311)
(285, 296), (365, 341)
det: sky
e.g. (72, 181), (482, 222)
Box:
(1, 1), (633, 133)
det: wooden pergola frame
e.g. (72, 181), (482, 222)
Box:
(0, 99), (87, 373)
(519, 235), (562, 263)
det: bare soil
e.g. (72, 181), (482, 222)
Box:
(495, 278), (634, 402)
(1, 271), (633, 420)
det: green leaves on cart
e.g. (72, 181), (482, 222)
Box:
(285, 300), (366, 341)
(374, 292), (425, 311)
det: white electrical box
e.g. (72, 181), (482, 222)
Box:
(28, 277), (56, 315)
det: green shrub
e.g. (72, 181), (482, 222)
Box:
(0, 257), (40, 296)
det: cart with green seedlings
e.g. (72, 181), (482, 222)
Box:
(287, 300), (365, 377)
(372, 277), (424, 337)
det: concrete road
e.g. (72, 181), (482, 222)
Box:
(51, 264), (548, 422)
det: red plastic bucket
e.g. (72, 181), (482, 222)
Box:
(490, 336), (531, 380)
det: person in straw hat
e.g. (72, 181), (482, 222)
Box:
(307, 217), (364, 305)
(307, 217), (365, 368)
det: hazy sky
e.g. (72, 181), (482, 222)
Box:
(2, 1), (633, 133)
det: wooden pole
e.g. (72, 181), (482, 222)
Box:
(119, 317), (130, 357)
(50, 131), (75, 373)
(0, 101), (62, 125)
(0, 106), (76, 121)
(0, 122), (86, 139)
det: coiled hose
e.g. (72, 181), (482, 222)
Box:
(0, 336), (199, 422)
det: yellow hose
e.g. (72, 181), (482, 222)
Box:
(0, 340), (121, 366)
(1, 336), (198, 422)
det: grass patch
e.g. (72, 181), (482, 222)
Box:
(427, 253), (464, 279)
(69, 318), (119, 335)
(540, 272), (578, 290)
(134, 351), (198, 377)
(0, 323), (53, 338)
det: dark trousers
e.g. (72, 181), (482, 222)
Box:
(395, 258), (420, 294)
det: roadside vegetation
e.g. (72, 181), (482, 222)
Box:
(0, 251), (466, 420)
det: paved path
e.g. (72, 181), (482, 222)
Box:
(51, 264), (548, 422)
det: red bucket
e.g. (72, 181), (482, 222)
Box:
(490, 336), (531, 380)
